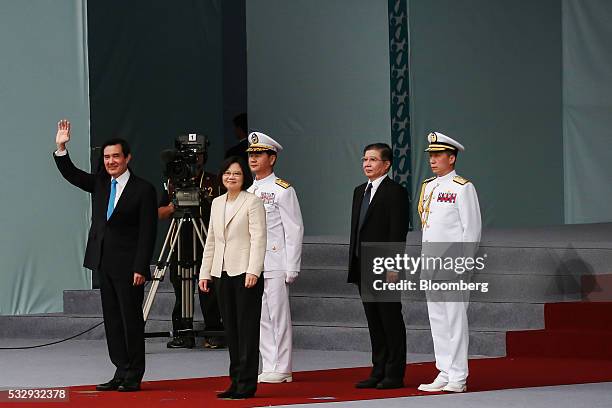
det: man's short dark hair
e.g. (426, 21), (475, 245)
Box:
(219, 155), (253, 191)
(232, 113), (248, 134)
(363, 143), (392, 162)
(102, 138), (131, 157)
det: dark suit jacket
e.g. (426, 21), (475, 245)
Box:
(348, 176), (409, 284)
(54, 153), (158, 279)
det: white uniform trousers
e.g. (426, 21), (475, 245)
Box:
(426, 292), (470, 384)
(260, 275), (293, 374)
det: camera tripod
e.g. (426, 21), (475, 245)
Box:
(143, 208), (224, 340)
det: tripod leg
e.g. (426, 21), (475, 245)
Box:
(192, 218), (207, 247)
(177, 220), (195, 341)
(143, 218), (185, 321)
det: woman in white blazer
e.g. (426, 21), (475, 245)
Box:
(198, 156), (266, 400)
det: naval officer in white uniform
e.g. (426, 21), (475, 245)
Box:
(246, 132), (304, 384)
(417, 132), (481, 393)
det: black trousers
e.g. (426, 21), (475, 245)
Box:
(362, 299), (407, 381)
(215, 271), (264, 395)
(98, 268), (145, 383)
(169, 264), (223, 333)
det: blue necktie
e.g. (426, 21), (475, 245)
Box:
(107, 179), (118, 220)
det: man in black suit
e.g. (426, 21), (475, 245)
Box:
(53, 119), (157, 392)
(348, 143), (409, 390)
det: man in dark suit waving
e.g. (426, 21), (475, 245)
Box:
(348, 143), (409, 390)
(53, 119), (157, 392)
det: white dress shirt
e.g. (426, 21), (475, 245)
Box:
(366, 174), (388, 203)
(55, 148), (130, 206)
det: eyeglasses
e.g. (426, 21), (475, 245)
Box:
(361, 157), (384, 163)
(223, 171), (243, 177)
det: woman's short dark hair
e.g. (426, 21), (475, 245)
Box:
(219, 156), (253, 191)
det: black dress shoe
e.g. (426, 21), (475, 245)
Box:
(167, 336), (195, 349)
(229, 391), (255, 399)
(96, 378), (123, 391)
(216, 383), (237, 399)
(355, 378), (381, 389)
(376, 378), (404, 389)
(204, 336), (226, 349)
(216, 390), (234, 399)
(118, 381), (141, 392)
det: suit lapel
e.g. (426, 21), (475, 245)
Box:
(352, 183), (366, 233)
(107, 175), (135, 221)
(214, 194), (227, 238)
(361, 177), (388, 229)
(224, 191), (248, 229)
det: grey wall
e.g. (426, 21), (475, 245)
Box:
(409, 0), (563, 227)
(247, 0), (391, 236)
(563, 0), (612, 224)
(0, 1), (91, 314)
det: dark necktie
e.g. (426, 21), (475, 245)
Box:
(359, 182), (372, 229)
(356, 183), (372, 255)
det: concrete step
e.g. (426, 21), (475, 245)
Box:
(404, 244), (612, 276)
(292, 267), (583, 302)
(290, 296), (544, 330)
(0, 313), (505, 356)
(64, 288), (545, 331)
(290, 267), (356, 297)
(402, 272), (583, 303)
(0, 314), (184, 341)
(301, 243), (348, 268)
(64, 290), (205, 321)
(292, 324), (506, 356)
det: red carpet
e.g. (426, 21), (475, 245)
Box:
(4, 357), (611, 408)
(506, 301), (612, 359)
(5, 301), (611, 407)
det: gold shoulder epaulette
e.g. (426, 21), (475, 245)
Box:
(275, 178), (291, 189)
(453, 175), (470, 185)
(422, 176), (436, 185)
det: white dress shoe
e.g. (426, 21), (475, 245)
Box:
(442, 382), (467, 392)
(258, 372), (293, 383)
(417, 378), (448, 392)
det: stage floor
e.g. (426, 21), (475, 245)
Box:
(1, 338), (610, 408)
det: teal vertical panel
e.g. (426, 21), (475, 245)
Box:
(247, 0), (391, 236)
(408, 0), (563, 228)
(563, 0), (612, 224)
(0, 1), (91, 315)
(388, 0), (412, 228)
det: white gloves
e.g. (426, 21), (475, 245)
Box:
(285, 271), (299, 284)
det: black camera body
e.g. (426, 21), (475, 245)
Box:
(162, 133), (210, 209)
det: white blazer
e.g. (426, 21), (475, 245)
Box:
(199, 190), (266, 279)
